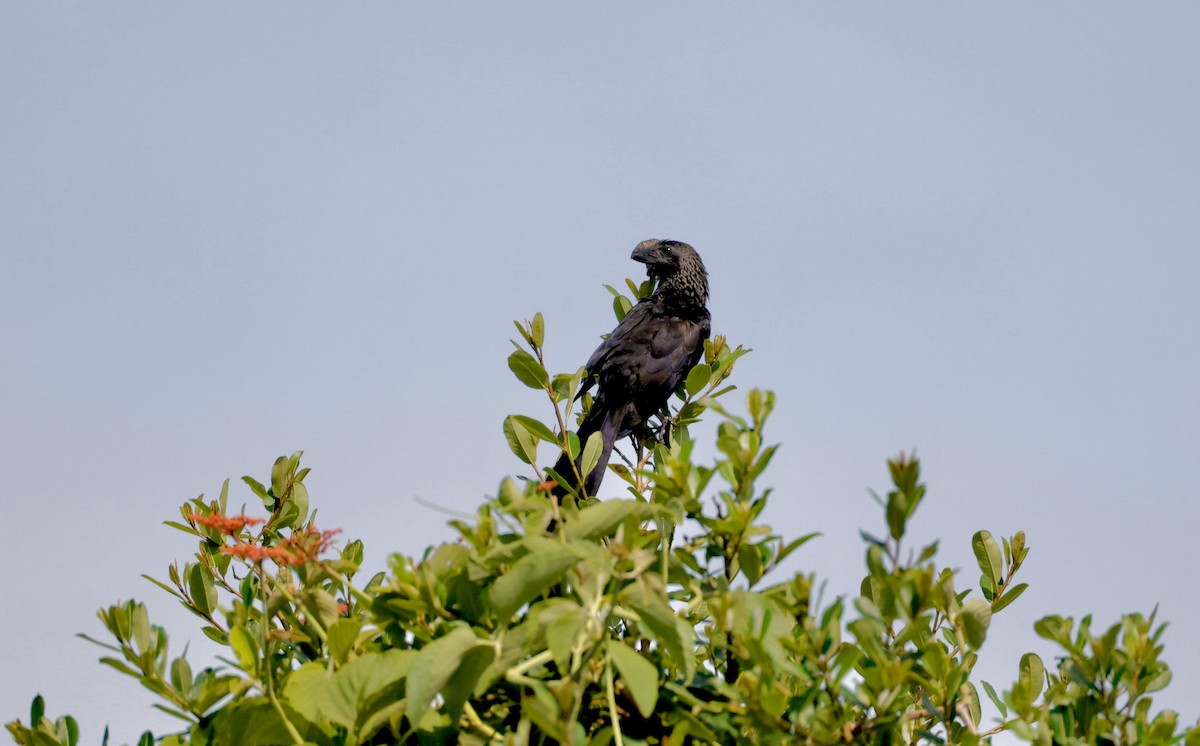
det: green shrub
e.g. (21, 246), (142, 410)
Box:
(8, 288), (1198, 745)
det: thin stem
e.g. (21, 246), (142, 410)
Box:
(256, 563), (305, 746)
(462, 701), (502, 742)
(505, 649), (555, 682)
(605, 656), (625, 746)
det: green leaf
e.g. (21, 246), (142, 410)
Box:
(201, 626), (227, 645)
(507, 349), (549, 389)
(131, 604), (151, 654)
(564, 499), (641, 542)
(406, 625), (484, 728)
(684, 363), (712, 397)
(228, 625), (258, 672)
(775, 533), (820, 566)
(489, 540), (578, 621)
(972, 530), (1004, 587)
(304, 588), (341, 630)
(885, 490), (908, 541)
(620, 583), (696, 682)
(241, 475), (268, 499)
(270, 455), (289, 499)
(285, 649), (416, 729)
(531, 312), (545, 348)
(612, 294), (633, 321)
(579, 431), (604, 482)
(1020, 652), (1045, 700)
(510, 415), (558, 443)
(210, 697), (302, 745)
(188, 564), (217, 617)
(991, 582), (1028, 613)
(170, 657), (192, 694)
(961, 682), (981, 729)
(981, 680), (1007, 718)
(960, 598), (992, 649)
(289, 482), (309, 524)
(440, 644), (495, 726)
(503, 415), (539, 465)
(513, 320), (534, 347)
(540, 601), (587, 669)
(327, 618), (363, 663)
(737, 543), (763, 585)
(60, 715), (79, 746)
(607, 641), (658, 719)
(99, 657), (140, 677)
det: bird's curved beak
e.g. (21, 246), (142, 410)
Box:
(631, 239), (658, 264)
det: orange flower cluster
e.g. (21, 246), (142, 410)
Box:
(190, 513), (265, 533)
(220, 543), (304, 565)
(218, 526), (343, 566)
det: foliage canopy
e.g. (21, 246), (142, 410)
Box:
(8, 281), (1198, 745)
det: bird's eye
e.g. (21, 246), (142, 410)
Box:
(663, 245), (673, 254)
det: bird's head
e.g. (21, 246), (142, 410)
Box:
(631, 238), (708, 303)
(631, 239), (698, 276)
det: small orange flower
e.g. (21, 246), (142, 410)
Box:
(217, 526), (343, 567)
(190, 513), (265, 534)
(220, 543), (302, 565)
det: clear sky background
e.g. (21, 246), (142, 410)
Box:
(2, 4), (1198, 743)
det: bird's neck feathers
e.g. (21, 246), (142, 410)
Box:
(653, 263), (709, 311)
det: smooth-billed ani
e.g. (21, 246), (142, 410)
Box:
(552, 239), (711, 497)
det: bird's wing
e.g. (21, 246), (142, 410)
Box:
(639, 313), (711, 393)
(578, 300), (659, 393)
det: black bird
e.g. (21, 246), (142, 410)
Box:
(552, 239), (711, 498)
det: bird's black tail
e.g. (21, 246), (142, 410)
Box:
(551, 405), (624, 499)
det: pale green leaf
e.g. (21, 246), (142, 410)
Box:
(972, 530), (1004, 587)
(607, 641), (658, 719)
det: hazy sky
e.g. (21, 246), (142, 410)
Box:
(2, 4), (1198, 742)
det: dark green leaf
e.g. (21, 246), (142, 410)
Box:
(507, 349), (549, 389)
(188, 564), (217, 617)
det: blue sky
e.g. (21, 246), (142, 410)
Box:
(2, 4), (1198, 742)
